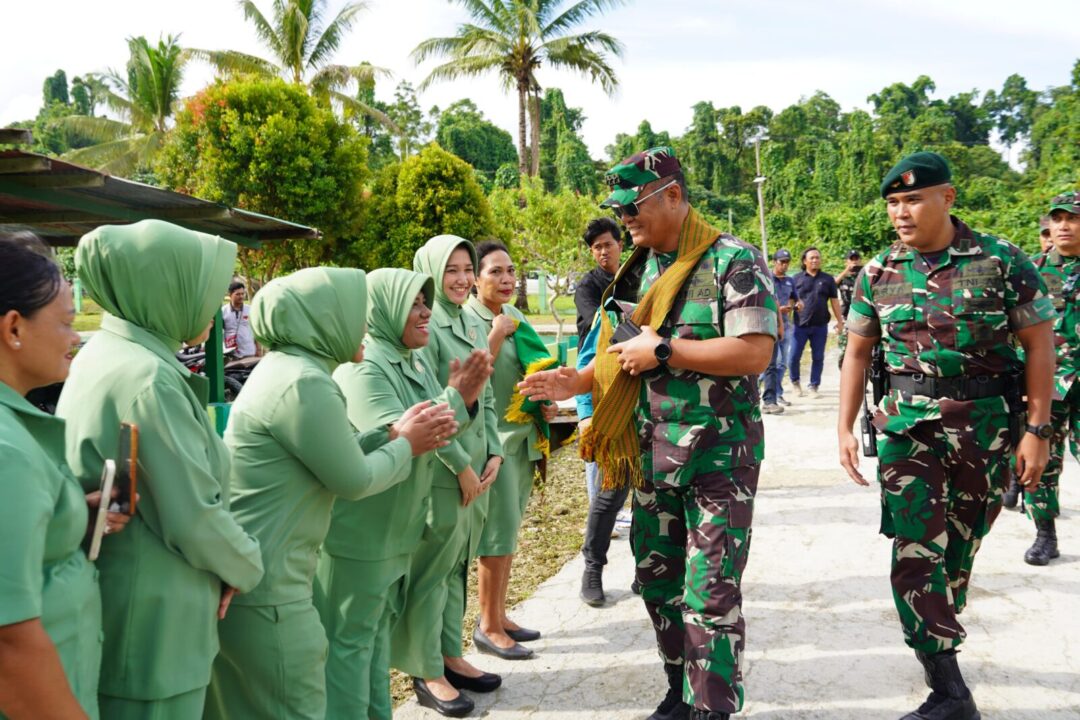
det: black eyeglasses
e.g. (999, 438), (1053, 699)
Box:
(611, 180), (677, 219)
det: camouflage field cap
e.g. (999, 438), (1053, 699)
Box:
(1049, 191), (1080, 215)
(880, 151), (952, 198)
(601, 146), (682, 208)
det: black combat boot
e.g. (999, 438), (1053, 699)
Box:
(900, 649), (980, 720)
(689, 709), (730, 720)
(1024, 518), (1060, 566)
(1001, 475), (1021, 510)
(647, 663), (690, 720)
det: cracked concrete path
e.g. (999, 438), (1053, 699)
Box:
(396, 351), (1080, 718)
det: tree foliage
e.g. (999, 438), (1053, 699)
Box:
(413, 0), (626, 176)
(489, 177), (600, 333)
(190, 0), (392, 128)
(437, 99), (518, 186)
(156, 77), (369, 284)
(346, 143), (495, 270)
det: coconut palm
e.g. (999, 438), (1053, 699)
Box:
(191, 0), (392, 127)
(59, 35), (188, 175)
(413, 0), (625, 176)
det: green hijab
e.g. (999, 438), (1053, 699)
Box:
(412, 234), (477, 319)
(77, 219), (237, 347)
(250, 267), (367, 365)
(366, 268), (435, 355)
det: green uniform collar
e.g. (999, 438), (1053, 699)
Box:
(466, 295), (502, 321)
(0, 381), (66, 453)
(887, 217), (981, 265)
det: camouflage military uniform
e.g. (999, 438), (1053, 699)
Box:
(629, 233), (777, 714)
(1029, 248), (1080, 521)
(836, 269), (858, 369)
(846, 217), (1054, 653)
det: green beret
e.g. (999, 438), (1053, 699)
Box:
(880, 151), (952, 198)
(1049, 191), (1080, 215)
(601, 146), (682, 208)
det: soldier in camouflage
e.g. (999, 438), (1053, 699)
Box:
(519, 147), (777, 720)
(837, 152), (1055, 720)
(835, 249), (862, 370)
(1022, 192), (1080, 565)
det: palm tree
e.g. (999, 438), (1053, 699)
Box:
(413, 0), (625, 176)
(59, 35), (188, 175)
(191, 0), (392, 127)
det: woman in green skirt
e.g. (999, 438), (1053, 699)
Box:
(391, 236), (503, 714)
(318, 268), (491, 720)
(465, 241), (556, 659)
(57, 220), (265, 719)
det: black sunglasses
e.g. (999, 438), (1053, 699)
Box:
(612, 180), (677, 219)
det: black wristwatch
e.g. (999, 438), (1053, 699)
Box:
(1026, 422), (1054, 440)
(654, 337), (673, 367)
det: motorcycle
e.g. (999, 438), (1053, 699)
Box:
(176, 345), (258, 402)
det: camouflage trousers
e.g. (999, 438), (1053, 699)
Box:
(631, 464), (759, 714)
(877, 408), (1011, 654)
(1025, 387), (1079, 522)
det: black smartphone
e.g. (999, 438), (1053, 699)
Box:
(114, 422), (138, 516)
(611, 319), (642, 345)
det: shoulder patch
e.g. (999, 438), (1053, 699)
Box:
(729, 262), (756, 294)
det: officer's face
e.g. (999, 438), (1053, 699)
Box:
(1050, 210), (1080, 257)
(619, 178), (683, 253)
(886, 184), (956, 250)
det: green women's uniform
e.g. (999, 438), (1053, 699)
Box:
(57, 220), (265, 719)
(846, 217), (1054, 653)
(627, 216), (778, 715)
(1029, 248), (1080, 521)
(205, 268), (415, 720)
(390, 237), (501, 680)
(318, 268), (472, 720)
(0, 384), (102, 720)
(466, 297), (542, 557)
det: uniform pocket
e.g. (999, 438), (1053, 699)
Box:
(649, 422), (699, 480)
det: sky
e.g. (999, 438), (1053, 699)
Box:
(2, 0), (1078, 159)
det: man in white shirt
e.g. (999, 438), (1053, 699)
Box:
(221, 281), (258, 358)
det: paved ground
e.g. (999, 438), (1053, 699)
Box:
(397, 350), (1080, 719)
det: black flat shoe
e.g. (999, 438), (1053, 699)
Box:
(475, 616), (540, 642)
(472, 626), (534, 660)
(413, 677), (474, 718)
(506, 625), (541, 642)
(444, 665), (502, 693)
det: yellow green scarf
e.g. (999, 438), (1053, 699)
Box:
(582, 208), (720, 490)
(505, 317), (558, 457)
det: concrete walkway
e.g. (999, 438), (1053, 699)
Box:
(397, 351), (1080, 719)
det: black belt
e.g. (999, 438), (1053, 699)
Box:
(887, 373), (1008, 401)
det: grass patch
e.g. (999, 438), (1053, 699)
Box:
(73, 298), (104, 332)
(390, 440), (589, 706)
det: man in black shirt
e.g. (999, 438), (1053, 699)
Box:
(573, 217), (641, 608)
(790, 247), (843, 397)
(574, 218), (642, 350)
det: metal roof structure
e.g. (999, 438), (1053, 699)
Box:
(0, 139), (320, 248)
